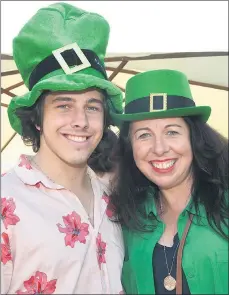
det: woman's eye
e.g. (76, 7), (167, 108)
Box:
(86, 106), (100, 112)
(137, 133), (151, 139)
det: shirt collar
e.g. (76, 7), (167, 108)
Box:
(144, 186), (207, 219)
(14, 154), (108, 195)
(144, 186), (158, 217)
(14, 154), (64, 189)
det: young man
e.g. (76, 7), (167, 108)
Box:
(1, 3), (124, 294)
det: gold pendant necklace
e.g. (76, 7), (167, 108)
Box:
(159, 197), (180, 291)
(164, 274), (177, 291)
(162, 240), (180, 291)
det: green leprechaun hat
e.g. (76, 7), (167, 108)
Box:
(8, 2), (123, 134)
(112, 69), (211, 122)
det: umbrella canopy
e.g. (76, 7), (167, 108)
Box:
(1, 52), (228, 172)
(1, 1), (228, 172)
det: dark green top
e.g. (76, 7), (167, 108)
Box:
(121, 188), (228, 294)
(153, 233), (191, 294)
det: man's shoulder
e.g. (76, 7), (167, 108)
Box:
(1, 168), (22, 191)
(87, 166), (113, 194)
(96, 172), (114, 194)
(1, 168), (18, 181)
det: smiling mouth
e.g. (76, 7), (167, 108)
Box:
(64, 134), (90, 143)
(150, 160), (176, 169)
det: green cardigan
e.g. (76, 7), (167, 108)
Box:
(121, 189), (228, 294)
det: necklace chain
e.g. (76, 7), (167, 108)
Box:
(30, 157), (94, 224)
(163, 236), (180, 275)
(31, 158), (55, 183)
(159, 198), (180, 276)
(159, 194), (191, 290)
(159, 195), (191, 276)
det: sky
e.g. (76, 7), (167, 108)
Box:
(1, 1), (228, 54)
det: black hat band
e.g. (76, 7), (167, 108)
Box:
(125, 94), (195, 114)
(29, 47), (107, 90)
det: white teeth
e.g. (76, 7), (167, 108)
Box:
(152, 160), (175, 169)
(66, 135), (87, 142)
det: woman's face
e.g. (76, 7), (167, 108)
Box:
(130, 117), (193, 190)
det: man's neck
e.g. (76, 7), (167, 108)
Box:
(33, 149), (89, 194)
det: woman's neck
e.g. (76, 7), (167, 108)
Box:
(159, 177), (193, 215)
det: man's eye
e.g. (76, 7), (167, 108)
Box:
(56, 104), (69, 109)
(167, 130), (179, 136)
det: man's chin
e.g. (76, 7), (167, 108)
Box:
(59, 156), (89, 168)
(70, 160), (89, 168)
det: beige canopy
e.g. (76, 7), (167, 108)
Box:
(1, 52), (228, 172)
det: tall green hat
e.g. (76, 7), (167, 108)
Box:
(112, 69), (211, 122)
(8, 2), (123, 134)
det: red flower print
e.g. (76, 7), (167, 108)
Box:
(1, 232), (12, 264)
(16, 271), (57, 294)
(18, 155), (32, 170)
(119, 291), (125, 294)
(1, 197), (20, 229)
(57, 211), (89, 248)
(96, 233), (106, 269)
(1, 172), (6, 177)
(102, 193), (115, 218)
(35, 182), (42, 188)
(102, 194), (109, 204)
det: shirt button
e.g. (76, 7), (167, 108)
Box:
(187, 271), (195, 278)
(148, 212), (154, 217)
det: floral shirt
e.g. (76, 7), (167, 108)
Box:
(1, 155), (124, 294)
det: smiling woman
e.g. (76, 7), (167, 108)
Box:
(130, 118), (193, 190)
(110, 69), (228, 295)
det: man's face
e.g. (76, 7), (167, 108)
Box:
(39, 89), (104, 167)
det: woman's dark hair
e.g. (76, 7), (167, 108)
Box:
(88, 128), (118, 174)
(110, 116), (228, 240)
(15, 89), (115, 169)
